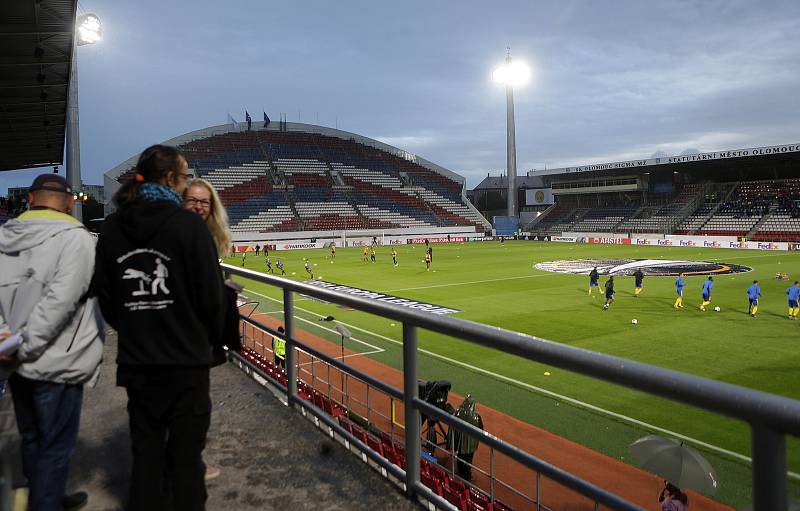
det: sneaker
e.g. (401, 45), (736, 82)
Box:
(205, 464), (221, 481)
(700, 306), (705, 311)
(63, 491), (88, 511)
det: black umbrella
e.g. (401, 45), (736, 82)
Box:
(629, 435), (719, 495)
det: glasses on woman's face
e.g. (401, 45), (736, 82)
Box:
(184, 196), (211, 208)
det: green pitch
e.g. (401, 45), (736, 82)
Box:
(225, 241), (800, 507)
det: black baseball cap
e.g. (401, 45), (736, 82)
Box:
(29, 174), (72, 194)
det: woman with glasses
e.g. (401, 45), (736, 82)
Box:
(93, 144), (225, 510)
(182, 178), (232, 482)
(183, 178), (231, 258)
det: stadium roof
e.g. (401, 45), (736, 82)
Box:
(528, 142), (800, 177)
(0, 0), (77, 171)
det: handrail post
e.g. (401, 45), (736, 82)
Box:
(402, 323), (420, 498)
(751, 423), (786, 511)
(284, 288), (297, 408)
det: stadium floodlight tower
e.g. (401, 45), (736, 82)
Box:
(492, 50), (530, 218)
(66, 13), (102, 222)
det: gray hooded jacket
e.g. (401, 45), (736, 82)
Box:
(0, 209), (104, 384)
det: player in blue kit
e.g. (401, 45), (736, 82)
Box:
(700, 276), (713, 311)
(747, 280), (762, 317)
(674, 273), (685, 309)
(786, 281), (800, 320)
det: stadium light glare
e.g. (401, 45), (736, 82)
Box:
(493, 51), (529, 218)
(492, 60), (531, 87)
(76, 14), (102, 46)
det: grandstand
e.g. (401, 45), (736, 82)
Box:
(523, 143), (800, 242)
(103, 122), (490, 237)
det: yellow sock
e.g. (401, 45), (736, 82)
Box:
(588, 288), (592, 295)
(635, 288), (641, 295)
(793, 307), (799, 317)
(702, 301), (709, 307)
(675, 297), (681, 307)
(752, 305), (758, 316)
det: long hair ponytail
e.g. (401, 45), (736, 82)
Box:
(113, 144), (184, 210)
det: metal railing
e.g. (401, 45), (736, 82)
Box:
(222, 263), (800, 511)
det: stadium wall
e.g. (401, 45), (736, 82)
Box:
(554, 232), (789, 250)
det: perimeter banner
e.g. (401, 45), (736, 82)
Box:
(304, 280), (461, 315)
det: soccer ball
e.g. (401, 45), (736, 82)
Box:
(631, 319), (638, 325)
(714, 306), (721, 312)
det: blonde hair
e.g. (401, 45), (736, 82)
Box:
(185, 178), (231, 257)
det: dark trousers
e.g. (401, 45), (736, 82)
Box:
(120, 366), (211, 511)
(456, 451), (475, 481)
(274, 355), (285, 369)
(9, 374), (83, 511)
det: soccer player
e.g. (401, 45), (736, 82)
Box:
(305, 259), (314, 279)
(362, 246), (369, 262)
(588, 267), (600, 296)
(700, 276), (713, 311)
(391, 248), (398, 267)
(787, 281), (800, 320)
(276, 258), (286, 275)
(633, 269), (644, 297)
(747, 280), (762, 317)
(370, 247), (376, 263)
(674, 273), (685, 309)
(427, 246), (433, 262)
(265, 255), (273, 274)
(330, 244), (336, 259)
(241, 250), (247, 267)
(424, 250), (431, 271)
(602, 276), (615, 310)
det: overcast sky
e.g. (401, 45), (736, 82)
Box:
(3, 0), (800, 194)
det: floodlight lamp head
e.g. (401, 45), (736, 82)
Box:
(76, 14), (102, 46)
(492, 59), (531, 87)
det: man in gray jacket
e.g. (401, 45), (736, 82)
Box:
(0, 174), (104, 511)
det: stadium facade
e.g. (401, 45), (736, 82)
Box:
(519, 142), (800, 243)
(103, 121), (490, 244)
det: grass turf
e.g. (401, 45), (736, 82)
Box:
(225, 241), (800, 507)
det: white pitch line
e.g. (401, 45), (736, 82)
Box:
(246, 299), (385, 353)
(243, 287), (799, 477)
(382, 273), (550, 293)
(298, 349), (384, 367)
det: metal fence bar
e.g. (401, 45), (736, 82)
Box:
(751, 423), (787, 511)
(224, 264), (800, 511)
(283, 288), (297, 408)
(403, 323), (421, 499)
(222, 264), (800, 432)
(413, 398), (645, 511)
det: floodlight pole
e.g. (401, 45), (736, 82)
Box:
(65, 43), (82, 222)
(504, 53), (518, 218)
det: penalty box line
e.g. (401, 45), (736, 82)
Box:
(243, 288), (799, 478)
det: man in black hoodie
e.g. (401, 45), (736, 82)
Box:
(93, 145), (224, 510)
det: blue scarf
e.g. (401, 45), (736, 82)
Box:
(138, 182), (183, 205)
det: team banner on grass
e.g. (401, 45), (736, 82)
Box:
(304, 280), (461, 315)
